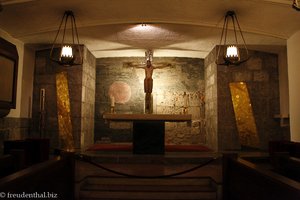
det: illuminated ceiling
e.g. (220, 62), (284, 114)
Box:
(0, 0), (296, 58)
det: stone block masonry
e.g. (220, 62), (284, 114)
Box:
(204, 46), (289, 151)
(95, 57), (205, 145)
(32, 46), (96, 151)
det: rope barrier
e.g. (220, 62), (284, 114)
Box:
(76, 153), (218, 179)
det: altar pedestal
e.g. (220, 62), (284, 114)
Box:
(103, 113), (192, 154)
(133, 121), (164, 154)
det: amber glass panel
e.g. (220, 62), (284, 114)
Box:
(229, 82), (260, 148)
(56, 72), (75, 151)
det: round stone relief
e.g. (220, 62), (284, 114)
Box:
(108, 81), (131, 104)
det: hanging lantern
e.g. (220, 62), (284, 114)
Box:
(50, 10), (83, 66)
(216, 11), (249, 66)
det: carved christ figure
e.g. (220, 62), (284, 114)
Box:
(124, 60), (172, 113)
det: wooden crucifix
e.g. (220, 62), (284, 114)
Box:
(123, 52), (173, 114)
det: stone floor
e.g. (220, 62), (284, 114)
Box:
(75, 151), (222, 199)
(75, 149), (270, 200)
(75, 150), (269, 200)
(75, 150), (268, 182)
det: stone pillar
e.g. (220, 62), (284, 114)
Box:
(204, 48), (219, 151)
(32, 46), (96, 151)
(80, 48), (96, 150)
(204, 46), (287, 151)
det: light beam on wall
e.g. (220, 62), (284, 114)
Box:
(56, 72), (75, 151)
(229, 82), (260, 148)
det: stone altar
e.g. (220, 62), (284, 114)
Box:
(103, 113), (192, 154)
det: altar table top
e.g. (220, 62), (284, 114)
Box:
(103, 113), (192, 122)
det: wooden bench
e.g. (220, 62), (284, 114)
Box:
(223, 154), (300, 200)
(0, 152), (75, 199)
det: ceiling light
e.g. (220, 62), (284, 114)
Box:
(130, 23), (156, 32)
(216, 11), (249, 66)
(145, 49), (153, 62)
(50, 10), (83, 66)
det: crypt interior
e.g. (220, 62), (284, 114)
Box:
(1, 0), (300, 200)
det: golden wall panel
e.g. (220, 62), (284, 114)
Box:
(56, 71), (75, 151)
(229, 82), (260, 148)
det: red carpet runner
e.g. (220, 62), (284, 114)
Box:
(87, 143), (212, 152)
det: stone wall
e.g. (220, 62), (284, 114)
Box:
(204, 46), (289, 151)
(204, 48), (219, 150)
(32, 46), (96, 151)
(81, 48), (96, 150)
(95, 57), (205, 145)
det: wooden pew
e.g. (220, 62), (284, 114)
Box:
(0, 155), (15, 178)
(269, 140), (300, 158)
(3, 138), (49, 166)
(0, 152), (74, 200)
(223, 154), (300, 200)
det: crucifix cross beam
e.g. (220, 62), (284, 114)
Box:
(123, 60), (174, 94)
(122, 50), (174, 113)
